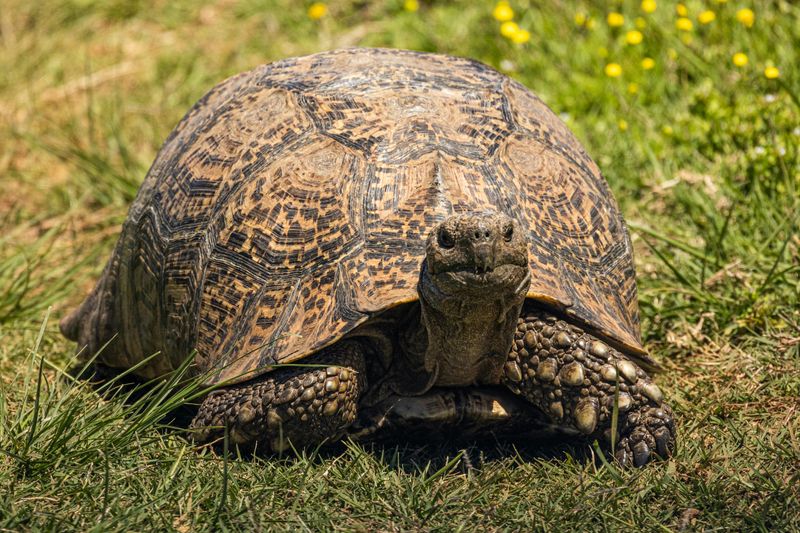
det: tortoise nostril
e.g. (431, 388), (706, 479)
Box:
(503, 225), (514, 241)
(471, 227), (495, 242)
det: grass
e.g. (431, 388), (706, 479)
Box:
(1, 0), (798, 530)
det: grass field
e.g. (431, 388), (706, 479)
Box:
(1, 0), (798, 530)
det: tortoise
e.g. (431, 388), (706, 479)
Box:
(61, 48), (675, 466)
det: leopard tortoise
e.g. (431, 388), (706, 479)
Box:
(61, 48), (675, 466)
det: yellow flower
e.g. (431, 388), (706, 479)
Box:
(618, 119), (629, 131)
(500, 21), (519, 38)
(680, 33), (693, 45)
(586, 18), (596, 29)
(607, 12), (625, 27)
(626, 30), (643, 45)
(732, 53), (748, 67)
(676, 17), (693, 31)
(493, 1), (514, 22)
(641, 0), (657, 14)
(511, 28), (531, 44)
(736, 8), (755, 28)
(641, 57), (655, 69)
(698, 10), (715, 24)
(764, 66), (780, 79)
(404, 0), (419, 12)
(676, 3), (688, 16)
(307, 2), (327, 19)
(575, 12), (587, 26)
(627, 82), (639, 94)
(605, 63), (623, 77)
(635, 17), (647, 29)
(662, 125), (674, 136)
(499, 18), (530, 43)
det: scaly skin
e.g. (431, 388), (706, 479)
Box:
(190, 340), (366, 451)
(502, 307), (675, 466)
(190, 210), (673, 465)
(190, 307), (674, 467)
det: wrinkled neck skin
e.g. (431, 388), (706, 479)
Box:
(398, 261), (530, 392)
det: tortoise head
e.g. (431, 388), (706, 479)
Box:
(423, 212), (530, 299)
(409, 212), (531, 388)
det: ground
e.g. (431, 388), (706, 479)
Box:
(0, 0), (798, 530)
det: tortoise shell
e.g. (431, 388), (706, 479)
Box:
(62, 48), (644, 385)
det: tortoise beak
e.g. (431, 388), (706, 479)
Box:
(472, 242), (494, 273)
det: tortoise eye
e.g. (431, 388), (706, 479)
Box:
(438, 228), (455, 249)
(503, 224), (514, 242)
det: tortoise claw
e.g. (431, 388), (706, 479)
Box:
(654, 426), (672, 458)
(614, 405), (676, 467)
(633, 441), (651, 467)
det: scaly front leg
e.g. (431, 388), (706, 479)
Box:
(502, 308), (676, 467)
(191, 340), (366, 452)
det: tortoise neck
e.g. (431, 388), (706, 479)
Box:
(420, 293), (524, 387)
(401, 261), (528, 388)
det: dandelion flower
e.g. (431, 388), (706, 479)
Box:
(500, 21), (519, 38)
(626, 30), (643, 45)
(662, 125), (674, 136)
(641, 0), (657, 14)
(307, 2), (327, 19)
(676, 17), (693, 31)
(698, 10), (715, 24)
(618, 119), (629, 131)
(736, 8), (754, 27)
(732, 53), (748, 67)
(764, 66), (780, 79)
(635, 17), (647, 29)
(605, 63), (623, 77)
(511, 28), (531, 44)
(627, 83), (639, 94)
(574, 12), (587, 26)
(404, 0), (419, 12)
(676, 3), (688, 16)
(641, 57), (655, 69)
(493, 1), (514, 22)
(607, 12), (625, 27)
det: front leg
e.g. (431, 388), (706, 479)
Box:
(502, 309), (676, 467)
(191, 340), (366, 452)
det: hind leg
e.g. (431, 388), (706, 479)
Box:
(191, 340), (366, 451)
(502, 308), (676, 467)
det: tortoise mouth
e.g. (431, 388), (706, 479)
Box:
(429, 263), (531, 294)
